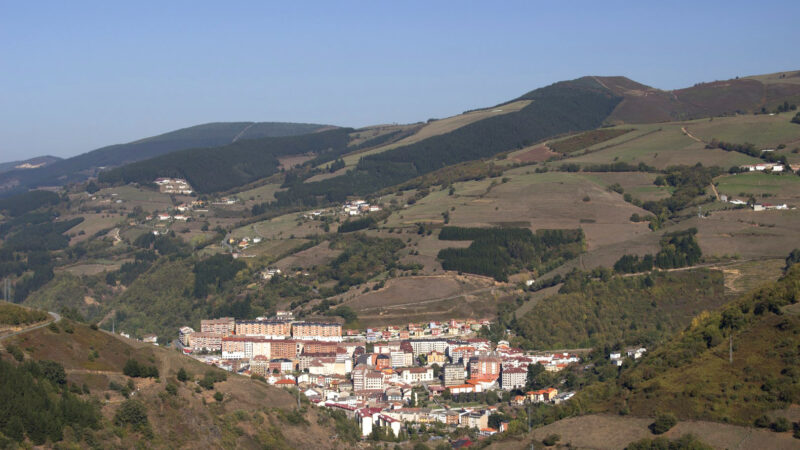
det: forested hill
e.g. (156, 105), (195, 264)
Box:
(0, 121), (330, 197)
(273, 78), (623, 205)
(577, 262), (800, 426)
(99, 127), (353, 193)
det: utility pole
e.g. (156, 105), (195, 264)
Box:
(729, 333), (733, 364)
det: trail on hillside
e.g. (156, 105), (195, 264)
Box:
(681, 126), (705, 143)
(0, 311), (61, 341)
(232, 123), (256, 143)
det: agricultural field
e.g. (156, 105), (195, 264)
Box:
(684, 111), (800, 149)
(231, 211), (326, 241)
(338, 274), (500, 327)
(567, 122), (762, 169)
(672, 209), (800, 260)
(389, 170), (653, 252)
(63, 213), (123, 244)
(716, 172), (800, 204)
(236, 181), (285, 208)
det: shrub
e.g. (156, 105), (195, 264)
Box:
(542, 433), (561, 446)
(649, 413), (677, 434)
(123, 359), (159, 378)
(176, 367), (189, 382)
(114, 399), (149, 430)
(213, 391), (224, 402)
(771, 417), (790, 432)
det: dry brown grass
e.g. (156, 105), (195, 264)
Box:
(498, 414), (800, 450)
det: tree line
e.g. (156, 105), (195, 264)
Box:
(437, 227), (584, 281)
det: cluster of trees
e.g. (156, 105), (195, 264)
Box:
(598, 262), (800, 425)
(106, 250), (157, 286)
(632, 165), (724, 226)
(99, 128), (353, 193)
(192, 253), (246, 298)
(123, 359), (159, 378)
(513, 269), (725, 349)
(0, 359), (100, 445)
(437, 227), (584, 281)
(320, 234), (405, 293)
(706, 139), (761, 157)
(0, 302), (48, 325)
(197, 370), (227, 390)
(0, 190), (61, 217)
(614, 229), (702, 273)
(776, 101), (798, 113)
(337, 216), (377, 233)
(793, 112), (800, 124)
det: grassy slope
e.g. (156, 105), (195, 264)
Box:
(1, 321), (340, 449)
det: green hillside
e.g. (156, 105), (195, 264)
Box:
(99, 127), (352, 193)
(0, 319), (346, 448)
(0, 122), (330, 197)
(577, 263), (800, 425)
(273, 77), (623, 206)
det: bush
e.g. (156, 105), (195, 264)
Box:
(165, 383), (178, 396)
(542, 433), (561, 446)
(114, 399), (149, 430)
(177, 367), (189, 382)
(5, 344), (24, 362)
(213, 391), (224, 402)
(771, 417), (790, 432)
(123, 359), (159, 378)
(649, 413), (677, 435)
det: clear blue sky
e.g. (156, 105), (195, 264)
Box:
(1, 1), (798, 161)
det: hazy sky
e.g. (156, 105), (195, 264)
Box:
(1, 1), (798, 162)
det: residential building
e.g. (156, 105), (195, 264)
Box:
(501, 367), (527, 390)
(292, 322), (343, 342)
(201, 317), (235, 336)
(469, 356), (501, 378)
(188, 332), (223, 351)
(235, 320), (291, 338)
(443, 364), (465, 386)
(178, 326), (194, 346)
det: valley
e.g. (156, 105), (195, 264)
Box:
(2, 70), (800, 448)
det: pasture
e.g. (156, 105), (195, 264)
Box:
(716, 172), (800, 204)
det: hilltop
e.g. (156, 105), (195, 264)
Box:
(0, 121), (331, 197)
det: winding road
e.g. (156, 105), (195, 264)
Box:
(0, 311), (61, 342)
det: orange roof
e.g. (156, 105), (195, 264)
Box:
(480, 427), (497, 432)
(275, 379), (296, 385)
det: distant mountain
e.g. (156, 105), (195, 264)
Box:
(0, 122), (331, 196)
(0, 155), (61, 174)
(99, 127), (353, 194)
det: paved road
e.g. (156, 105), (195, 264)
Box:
(0, 311), (61, 342)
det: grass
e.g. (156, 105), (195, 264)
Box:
(517, 414), (799, 450)
(237, 182), (285, 207)
(685, 111), (800, 149)
(548, 128), (634, 154)
(567, 123), (761, 169)
(715, 172), (800, 202)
